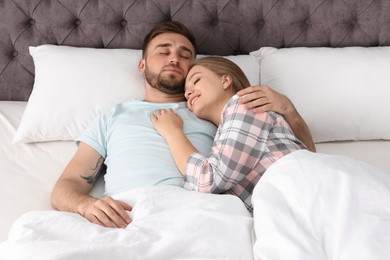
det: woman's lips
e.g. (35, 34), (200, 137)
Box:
(190, 96), (199, 106)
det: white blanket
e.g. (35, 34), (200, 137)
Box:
(0, 186), (254, 260)
(2, 150), (390, 260)
(253, 150), (390, 260)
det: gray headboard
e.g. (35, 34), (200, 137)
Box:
(1, 0), (390, 101)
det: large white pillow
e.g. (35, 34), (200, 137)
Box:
(13, 45), (145, 143)
(251, 46), (390, 143)
(14, 44), (260, 143)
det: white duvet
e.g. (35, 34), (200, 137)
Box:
(1, 151), (389, 260)
(0, 186), (254, 260)
(253, 150), (390, 260)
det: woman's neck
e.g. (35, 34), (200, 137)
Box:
(209, 94), (234, 126)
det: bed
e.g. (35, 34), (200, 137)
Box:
(1, 0), (390, 259)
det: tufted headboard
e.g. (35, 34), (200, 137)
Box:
(1, 0), (390, 101)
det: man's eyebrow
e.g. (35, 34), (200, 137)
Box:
(154, 43), (193, 56)
(154, 43), (171, 50)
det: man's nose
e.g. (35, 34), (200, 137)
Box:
(169, 53), (179, 64)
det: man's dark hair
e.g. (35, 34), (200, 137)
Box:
(142, 20), (197, 58)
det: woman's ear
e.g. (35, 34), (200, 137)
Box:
(222, 74), (232, 90)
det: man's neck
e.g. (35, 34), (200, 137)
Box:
(144, 86), (186, 103)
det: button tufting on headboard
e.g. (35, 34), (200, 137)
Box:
(1, 0), (390, 101)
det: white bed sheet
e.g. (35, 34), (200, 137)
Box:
(316, 140), (390, 173)
(0, 102), (103, 242)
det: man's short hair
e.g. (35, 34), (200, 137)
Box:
(142, 20), (197, 58)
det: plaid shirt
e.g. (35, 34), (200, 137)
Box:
(183, 95), (306, 213)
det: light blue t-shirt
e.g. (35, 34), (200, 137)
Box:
(77, 100), (216, 196)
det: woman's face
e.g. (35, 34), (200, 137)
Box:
(185, 65), (231, 122)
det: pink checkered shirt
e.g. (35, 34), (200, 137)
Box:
(183, 95), (306, 213)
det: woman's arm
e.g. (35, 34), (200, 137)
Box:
(151, 108), (197, 174)
(183, 101), (272, 193)
(237, 85), (316, 152)
(151, 103), (272, 194)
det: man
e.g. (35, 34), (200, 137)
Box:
(51, 21), (315, 229)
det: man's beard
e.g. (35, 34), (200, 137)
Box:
(144, 65), (185, 95)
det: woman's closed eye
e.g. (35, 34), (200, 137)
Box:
(193, 77), (200, 85)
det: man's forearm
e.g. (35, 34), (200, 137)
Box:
(284, 108), (316, 152)
(51, 178), (97, 216)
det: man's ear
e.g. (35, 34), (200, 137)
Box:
(222, 75), (232, 90)
(138, 59), (145, 74)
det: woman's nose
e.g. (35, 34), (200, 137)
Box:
(185, 90), (192, 100)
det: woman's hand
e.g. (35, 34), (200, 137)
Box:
(151, 108), (184, 139)
(151, 108), (197, 174)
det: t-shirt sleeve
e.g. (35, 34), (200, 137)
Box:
(76, 113), (109, 158)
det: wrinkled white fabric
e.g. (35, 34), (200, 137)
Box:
(253, 150), (390, 260)
(0, 186), (254, 260)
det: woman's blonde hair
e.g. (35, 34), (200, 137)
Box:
(190, 56), (250, 92)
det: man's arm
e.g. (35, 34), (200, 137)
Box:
(51, 142), (132, 228)
(237, 85), (316, 152)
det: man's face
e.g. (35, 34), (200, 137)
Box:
(138, 33), (195, 95)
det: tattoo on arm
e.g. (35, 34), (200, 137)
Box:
(80, 156), (105, 185)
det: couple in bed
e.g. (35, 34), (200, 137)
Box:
(51, 21), (314, 228)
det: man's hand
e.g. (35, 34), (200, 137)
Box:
(80, 196), (132, 228)
(237, 85), (316, 152)
(51, 142), (135, 228)
(237, 85), (293, 115)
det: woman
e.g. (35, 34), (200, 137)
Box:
(151, 56), (307, 212)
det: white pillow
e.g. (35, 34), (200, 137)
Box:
(13, 45), (145, 143)
(13, 45), (260, 143)
(14, 44), (260, 143)
(251, 46), (390, 143)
